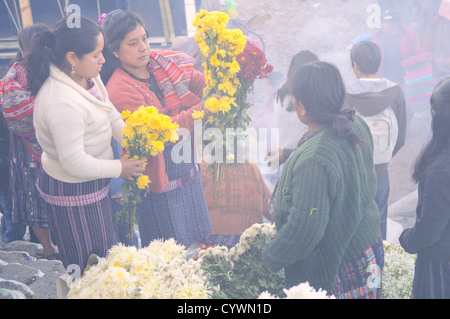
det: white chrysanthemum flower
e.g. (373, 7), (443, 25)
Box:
(283, 282), (334, 299)
(258, 291), (279, 299)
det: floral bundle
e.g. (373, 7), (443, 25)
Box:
(192, 10), (247, 197)
(193, 10), (246, 116)
(67, 239), (212, 299)
(235, 39), (273, 106)
(197, 223), (285, 299)
(118, 106), (179, 237)
(381, 241), (416, 299)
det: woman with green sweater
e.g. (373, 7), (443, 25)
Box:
(263, 62), (384, 299)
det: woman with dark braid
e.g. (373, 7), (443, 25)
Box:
(263, 62), (384, 299)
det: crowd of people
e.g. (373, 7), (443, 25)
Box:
(0, 2), (450, 299)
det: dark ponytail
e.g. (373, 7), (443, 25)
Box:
(331, 108), (364, 146)
(292, 61), (364, 147)
(26, 16), (103, 96)
(26, 30), (55, 96)
(413, 78), (450, 183)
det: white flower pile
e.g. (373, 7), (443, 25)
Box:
(381, 241), (416, 299)
(67, 239), (212, 299)
(196, 223), (277, 264)
(258, 282), (335, 299)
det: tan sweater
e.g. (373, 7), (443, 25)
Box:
(34, 64), (125, 183)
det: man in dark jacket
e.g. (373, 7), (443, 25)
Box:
(345, 40), (407, 240)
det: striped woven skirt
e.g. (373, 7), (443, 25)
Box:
(37, 169), (118, 272)
(9, 134), (49, 228)
(136, 144), (212, 248)
(332, 236), (385, 299)
(411, 256), (450, 299)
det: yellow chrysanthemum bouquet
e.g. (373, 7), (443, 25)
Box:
(118, 106), (179, 238)
(193, 10), (247, 197)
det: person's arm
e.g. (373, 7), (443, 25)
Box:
(263, 156), (332, 273)
(400, 169), (450, 254)
(108, 81), (149, 114)
(109, 104), (126, 144)
(168, 69), (207, 132)
(392, 89), (407, 157)
(188, 69), (206, 99)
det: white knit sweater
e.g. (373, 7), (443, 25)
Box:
(34, 64), (125, 183)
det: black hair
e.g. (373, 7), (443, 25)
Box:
(276, 50), (319, 111)
(350, 40), (382, 75)
(13, 23), (50, 65)
(100, 10), (149, 84)
(413, 78), (450, 183)
(26, 16), (103, 96)
(292, 61), (364, 147)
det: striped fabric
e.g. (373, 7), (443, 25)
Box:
(162, 165), (197, 193)
(1, 62), (42, 163)
(402, 52), (435, 114)
(136, 144), (211, 248)
(1, 62), (49, 228)
(412, 257), (450, 299)
(37, 169), (118, 271)
(37, 182), (110, 207)
(332, 236), (384, 299)
(9, 132), (48, 228)
(149, 50), (202, 116)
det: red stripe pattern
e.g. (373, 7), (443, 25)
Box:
(149, 50), (202, 116)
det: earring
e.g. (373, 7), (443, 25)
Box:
(71, 65), (76, 77)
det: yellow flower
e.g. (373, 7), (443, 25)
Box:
(122, 126), (135, 139)
(210, 54), (220, 67)
(205, 96), (221, 113)
(149, 140), (165, 156)
(218, 80), (237, 96)
(121, 110), (131, 120)
(136, 175), (150, 190)
(170, 131), (179, 143)
(192, 110), (205, 120)
(226, 153), (235, 161)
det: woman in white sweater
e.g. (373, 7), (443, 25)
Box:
(27, 16), (145, 272)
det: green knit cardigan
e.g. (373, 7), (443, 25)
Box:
(263, 116), (380, 294)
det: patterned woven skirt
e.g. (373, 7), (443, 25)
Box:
(332, 236), (385, 299)
(136, 144), (212, 248)
(37, 169), (118, 271)
(9, 134), (49, 228)
(411, 256), (450, 299)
